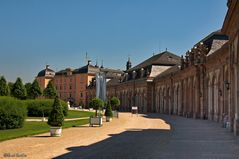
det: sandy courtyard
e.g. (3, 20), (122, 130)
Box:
(0, 113), (170, 159)
(1, 113), (239, 159)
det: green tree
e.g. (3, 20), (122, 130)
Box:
(110, 97), (120, 110)
(25, 82), (32, 99)
(0, 76), (9, 96)
(43, 81), (56, 99)
(47, 96), (64, 127)
(12, 77), (27, 100)
(105, 101), (113, 117)
(89, 98), (104, 117)
(8, 82), (14, 96)
(29, 80), (42, 99)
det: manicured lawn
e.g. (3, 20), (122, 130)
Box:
(66, 110), (95, 119)
(26, 110), (95, 119)
(0, 119), (89, 142)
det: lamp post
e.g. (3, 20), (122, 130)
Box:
(133, 70), (136, 106)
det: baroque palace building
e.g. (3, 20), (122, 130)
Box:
(36, 61), (123, 106)
(87, 0), (239, 135)
(37, 0), (239, 135)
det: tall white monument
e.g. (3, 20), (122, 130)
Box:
(96, 72), (106, 101)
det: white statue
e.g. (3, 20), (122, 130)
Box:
(67, 101), (70, 109)
(96, 72), (106, 101)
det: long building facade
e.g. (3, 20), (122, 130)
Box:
(36, 61), (123, 107)
(87, 0), (239, 135)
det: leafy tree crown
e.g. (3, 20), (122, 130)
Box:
(29, 79), (42, 99)
(110, 97), (120, 110)
(43, 81), (56, 99)
(89, 98), (104, 110)
(12, 77), (27, 99)
(0, 76), (9, 96)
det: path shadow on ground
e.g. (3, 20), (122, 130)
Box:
(142, 113), (180, 120)
(74, 125), (91, 128)
(31, 135), (52, 138)
(54, 128), (171, 159)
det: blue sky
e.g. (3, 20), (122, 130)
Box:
(0, 0), (227, 83)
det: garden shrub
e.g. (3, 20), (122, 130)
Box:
(47, 96), (64, 127)
(25, 99), (68, 117)
(0, 96), (27, 129)
(105, 102), (113, 117)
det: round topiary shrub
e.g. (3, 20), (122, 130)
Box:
(110, 97), (120, 110)
(89, 98), (104, 117)
(0, 97), (27, 129)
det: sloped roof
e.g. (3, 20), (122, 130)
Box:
(73, 65), (100, 74)
(127, 51), (180, 72)
(107, 78), (121, 86)
(71, 64), (123, 76)
(155, 65), (180, 80)
(100, 68), (123, 74)
(55, 68), (74, 75)
(195, 30), (228, 51)
(207, 39), (228, 56)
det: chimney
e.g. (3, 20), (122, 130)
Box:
(87, 60), (91, 65)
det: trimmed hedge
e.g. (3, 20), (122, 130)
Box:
(25, 99), (68, 117)
(0, 97), (27, 130)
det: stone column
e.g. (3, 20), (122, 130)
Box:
(208, 80), (212, 120)
(173, 86), (177, 114)
(233, 63), (239, 135)
(214, 81), (219, 121)
(178, 83), (182, 116)
(147, 82), (153, 113)
(169, 86), (172, 115)
(233, 34), (239, 135)
(163, 88), (167, 113)
(159, 88), (163, 113)
(182, 81), (186, 116)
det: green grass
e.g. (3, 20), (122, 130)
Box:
(65, 110), (94, 119)
(26, 110), (95, 119)
(0, 119), (89, 142)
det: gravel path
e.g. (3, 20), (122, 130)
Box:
(1, 113), (239, 159)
